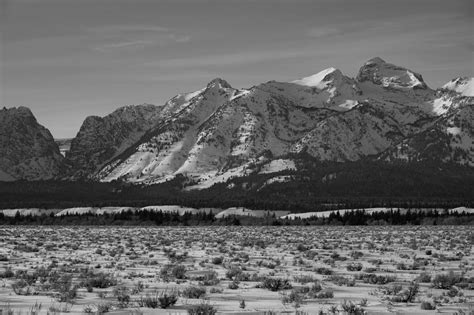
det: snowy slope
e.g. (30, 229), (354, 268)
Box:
(215, 207), (290, 219)
(90, 58), (473, 188)
(356, 57), (428, 90)
(97, 79), (241, 182)
(430, 77), (474, 115)
(442, 77), (474, 97)
(67, 104), (163, 177)
(380, 105), (474, 166)
(290, 102), (410, 161)
(292, 67), (340, 88)
(259, 159), (296, 174)
(260, 67), (362, 111)
(280, 208), (462, 219)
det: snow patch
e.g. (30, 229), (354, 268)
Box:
(215, 207), (290, 219)
(96, 207), (135, 214)
(442, 77), (474, 96)
(230, 89), (251, 101)
(185, 164), (250, 190)
(432, 97), (454, 115)
(381, 71), (423, 89)
(258, 175), (292, 191)
(336, 100), (359, 111)
(56, 207), (96, 216)
(449, 207), (474, 214)
(259, 159), (296, 174)
(291, 67), (337, 89)
(406, 71), (424, 88)
(447, 127), (461, 136)
(280, 207), (450, 219)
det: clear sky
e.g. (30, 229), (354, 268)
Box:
(1, 0), (473, 138)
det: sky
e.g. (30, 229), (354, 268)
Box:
(1, 0), (473, 138)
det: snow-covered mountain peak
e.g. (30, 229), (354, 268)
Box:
(291, 67), (342, 89)
(357, 58), (428, 90)
(442, 77), (474, 97)
(206, 78), (232, 89)
(251, 67), (360, 111)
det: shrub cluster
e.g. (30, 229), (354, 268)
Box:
(260, 277), (292, 291)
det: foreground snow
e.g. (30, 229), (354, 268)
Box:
(1, 225), (471, 314)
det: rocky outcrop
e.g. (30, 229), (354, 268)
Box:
(356, 57), (428, 89)
(66, 104), (163, 177)
(0, 107), (64, 180)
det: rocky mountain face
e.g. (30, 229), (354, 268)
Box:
(0, 107), (64, 181)
(2, 58), (473, 189)
(380, 105), (473, 165)
(66, 104), (163, 177)
(96, 78), (241, 183)
(91, 58), (473, 189)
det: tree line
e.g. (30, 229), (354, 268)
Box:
(1, 209), (472, 226)
(0, 159), (473, 211)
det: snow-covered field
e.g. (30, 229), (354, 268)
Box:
(0, 226), (472, 314)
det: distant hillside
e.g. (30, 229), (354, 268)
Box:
(55, 138), (73, 157)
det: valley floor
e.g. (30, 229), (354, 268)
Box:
(0, 226), (472, 314)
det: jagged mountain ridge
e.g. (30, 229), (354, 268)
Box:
(96, 78), (243, 183)
(1, 58), (473, 188)
(85, 58), (473, 188)
(0, 107), (65, 181)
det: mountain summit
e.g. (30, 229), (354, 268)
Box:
(291, 67), (342, 88)
(206, 78), (233, 89)
(357, 57), (428, 89)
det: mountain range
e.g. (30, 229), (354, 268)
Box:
(1, 57), (473, 194)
